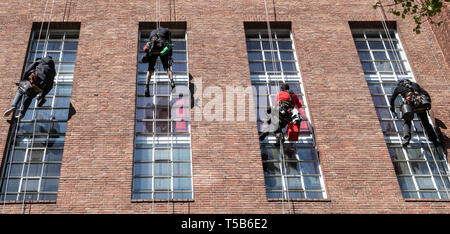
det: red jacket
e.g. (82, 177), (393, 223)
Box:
(275, 91), (303, 110)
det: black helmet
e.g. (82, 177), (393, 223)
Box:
(281, 83), (290, 91)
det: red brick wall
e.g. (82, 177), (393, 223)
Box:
(431, 2), (449, 66)
(0, 0), (449, 214)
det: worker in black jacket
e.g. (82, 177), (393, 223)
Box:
(389, 78), (438, 146)
(3, 56), (56, 119)
(141, 27), (174, 97)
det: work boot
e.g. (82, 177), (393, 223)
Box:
(170, 79), (176, 89)
(145, 85), (150, 97)
(3, 106), (16, 117)
(401, 135), (410, 147)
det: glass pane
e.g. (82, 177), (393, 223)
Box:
(154, 178), (170, 190)
(136, 121), (153, 133)
(280, 52), (294, 60)
(397, 176), (416, 190)
(11, 149), (26, 162)
(264, 176), (282, 191)
(286, 177), (302, 190)
(63, 42), (78, 50)
(21, 179), (39, 192)
(154, 163), (170, 176)
(372, 52), (388, 60)
(173, 163), (191, 176)
(173, 148), (190, 161)
(358, 51), (371, 60)
(133, 178), (152, 191)
(262, 41), (277, 50)
(23, 164), (43, 177)
(246, 41), (261, 50)
(135, 149), (152, 161)
(136, 108), (154, 120)
(40, 178), (59, 192)
(45, 149), (63, 162)
(42, 164), (61, 177)
(354, 41), (368, 50)
(368, 41), (384, 50)
(248, 51), (262, 60)
(361, 62), (375, 71)
(249, 62), (264, 72)
(393, 162), (411, 175)
(375, 61), (393, 71)
(173, 177), (191, 191)
(154, 149), (170, 160)
(62, 52), (77, 62)
(46, 42), (62, 50)
(416, 177), (435, 190)
(300, 162), (319, 174)
(155, 121), (169, 133)
(134, 163), (152, 176)
(303, 176), (322, 190)
(263, 162), (281, 175)
(172, 41), (186, 50)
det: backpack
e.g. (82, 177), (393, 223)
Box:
(401, 80), (431, 112)
(144, 32), (166, 54)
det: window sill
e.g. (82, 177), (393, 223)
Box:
(132, 199), (194, 203)
(404, 198), (450, 202)
(267, 198), (331, 202)
(2, 200), (57, 205)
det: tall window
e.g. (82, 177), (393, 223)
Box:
(132, 27), (192, 200)
(246, 26), (327, 199)
(0, 29), (79, 201)
(352, 27), (450, 199)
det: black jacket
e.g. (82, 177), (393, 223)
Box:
(148, 27), (173, 56)
(389, 81), (430, 108)
(22, 56), (56, 97)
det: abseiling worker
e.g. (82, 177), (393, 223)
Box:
(4, 56), (56, 120)
(389, 78), (439, 146)
(259, 83), (303, 145)
(141, 27), (174, 97)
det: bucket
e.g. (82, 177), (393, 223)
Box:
(400, 103), (413, 120)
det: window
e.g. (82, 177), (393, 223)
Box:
(133, 27), (192, 200)
(352, 27), (450, 199)
(246, 27), (327, 199)
(0, 29), (79, 201)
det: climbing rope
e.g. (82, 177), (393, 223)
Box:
(263, 0), (292, 214)
(22, 0), (56, 213)
(1, 0), (52, 214)
(377, 2), (449, 198)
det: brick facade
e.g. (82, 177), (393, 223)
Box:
(0, 0), (449, 214)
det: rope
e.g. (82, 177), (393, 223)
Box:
(262, 0), (292, 214)
(414, 112), (450, 198)
(1, 97), (25, 213)
(22, 0), (55, 213)
(377, 1), (449, 198)
(1, 0), (51, 213)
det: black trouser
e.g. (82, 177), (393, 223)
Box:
(403, 111), (437, 142)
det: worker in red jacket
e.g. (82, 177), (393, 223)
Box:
(259, 83), (303, 145)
